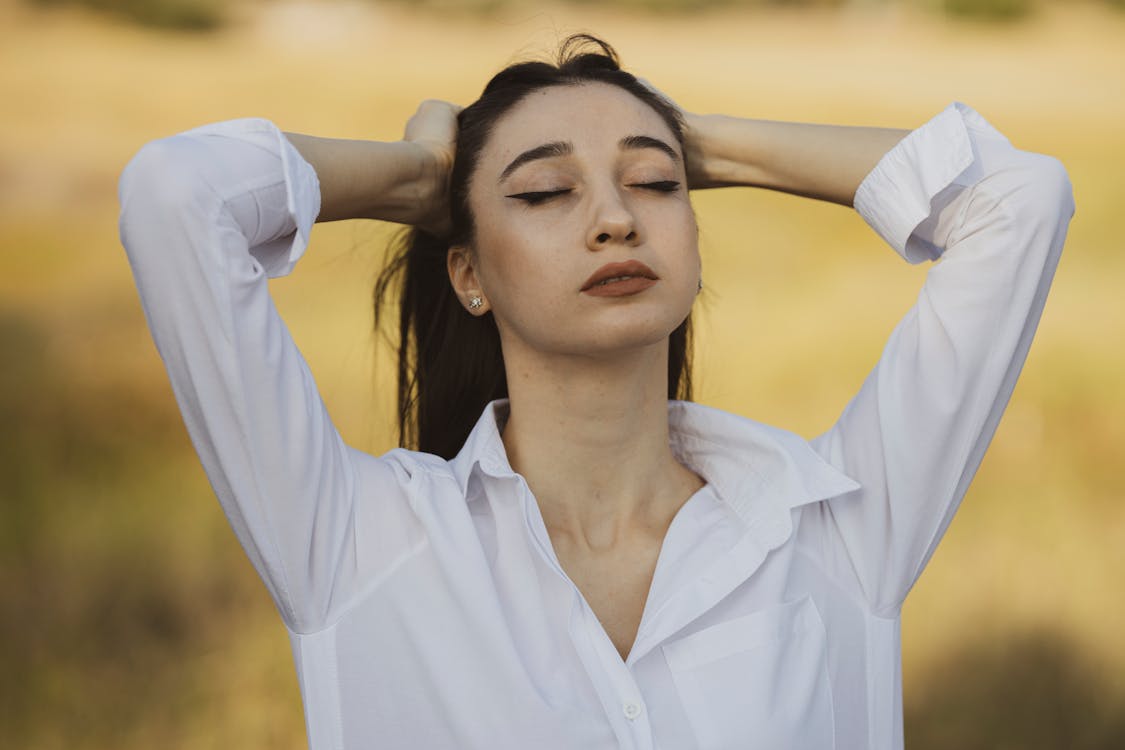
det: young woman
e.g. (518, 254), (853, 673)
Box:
(118, 35), (1073, 750)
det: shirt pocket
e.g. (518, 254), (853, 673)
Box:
(662, 595), (835, 750)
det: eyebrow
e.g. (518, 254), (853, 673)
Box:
(499, 142), (572, 183)
(619, 134), (681, 164)
(498, 135), (681, 183)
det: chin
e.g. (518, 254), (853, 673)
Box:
(498, 293), (693, 359)
(570, 308), (688, 356)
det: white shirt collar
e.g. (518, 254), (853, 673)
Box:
(450, 400), (859, 545)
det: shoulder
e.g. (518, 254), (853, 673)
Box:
(668, 401), (859, 511)
(349, 445), (458, 486)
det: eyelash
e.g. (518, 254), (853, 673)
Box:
(507, 181), (681, 206)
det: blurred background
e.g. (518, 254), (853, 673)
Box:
(2, 0), (1123, 747)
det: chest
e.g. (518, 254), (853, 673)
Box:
(553, 541), (664, 662)
(358, 521), (847, 748)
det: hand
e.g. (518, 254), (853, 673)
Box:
(402, 99), (461, 236)
(636, 78), (710, 189)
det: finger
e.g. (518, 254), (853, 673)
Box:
(404, 99), (462, 143)
(417, 99), (462, 115)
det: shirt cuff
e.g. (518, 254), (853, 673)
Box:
(183, 117), (322, 278)
(273, 122), (321, 277)
(854, 101), (1006, 264)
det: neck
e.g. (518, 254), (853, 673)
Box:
(500, 338), (703, 553)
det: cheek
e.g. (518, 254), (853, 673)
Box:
(473, 224), (570, 313)
(653, 203), (701, 272)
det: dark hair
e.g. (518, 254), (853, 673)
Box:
(374, 34), (695, 459)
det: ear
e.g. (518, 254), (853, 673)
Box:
(447, 244), (491, 315)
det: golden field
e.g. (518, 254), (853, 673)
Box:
(2, 0), (1123, 746)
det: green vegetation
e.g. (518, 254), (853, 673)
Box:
(21, 0), (1125, 31)
(940, 0), (1037, 21)
(31, 0), (225, 30)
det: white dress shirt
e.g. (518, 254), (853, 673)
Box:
(118, 101), (1074, 749)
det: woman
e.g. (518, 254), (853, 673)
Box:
(118, 35), (1073, 750)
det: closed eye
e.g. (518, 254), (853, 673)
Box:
(505, 181), (680, 206)
(505, 189), (573, 205)
(632, 180), (681, 192)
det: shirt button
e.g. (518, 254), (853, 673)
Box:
(623, 702), (642, 720)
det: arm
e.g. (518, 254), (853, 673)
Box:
(117, 107), (452, 632)
(791, 102), (1074, 615)
(684, 112), (910, 206)
(283, 99), (458, 227)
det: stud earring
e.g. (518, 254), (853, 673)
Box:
(469, 296), (483, 310)
(697, 278), (703, 294)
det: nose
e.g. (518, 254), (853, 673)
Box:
(586, 186), (639, 251)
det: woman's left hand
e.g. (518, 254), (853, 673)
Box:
(637, 78), (712, 189)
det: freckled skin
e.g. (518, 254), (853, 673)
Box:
(451, 82), (701, 363)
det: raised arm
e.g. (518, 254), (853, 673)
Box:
(687, 101), (1073, 616)
(683, 110), (910, 206)
(118, 103), (456, 632)
(284, 99), (458, 228)
(673, 98), (1073, 614)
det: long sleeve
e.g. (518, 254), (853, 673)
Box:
(805, 102), (1075, 617)
(118, 118), (423, 633)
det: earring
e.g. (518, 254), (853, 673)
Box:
(469, 296), (483, 310)
(697, 278), (703, 294)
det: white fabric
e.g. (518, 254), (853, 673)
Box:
(118, 101), (1074, 750)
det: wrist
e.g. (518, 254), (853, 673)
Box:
(683, 112), (722, 189)
(686, 113), (770, 190)
(357, 140), (442, 225)
(393, 139), (453, 235)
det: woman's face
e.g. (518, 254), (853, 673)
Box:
(451, 81), (700, 361)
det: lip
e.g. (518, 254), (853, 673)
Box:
(581, 260), (660, 293)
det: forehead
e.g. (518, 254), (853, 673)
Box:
(481, 82), (677, 169)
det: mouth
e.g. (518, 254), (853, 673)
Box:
(581, 260), (659, 292)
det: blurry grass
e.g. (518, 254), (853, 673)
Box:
(905, 629), (1125, 748)
(22, 0), (1125, 33)
(376, 0), (848, 17)
(29, 0), (226, 30)
(939, 0), (1038, 22)
(2, 0), (1124, 747)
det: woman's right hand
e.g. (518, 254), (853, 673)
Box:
(402, 99), (461, 237)
(284, 99), (460, 228)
